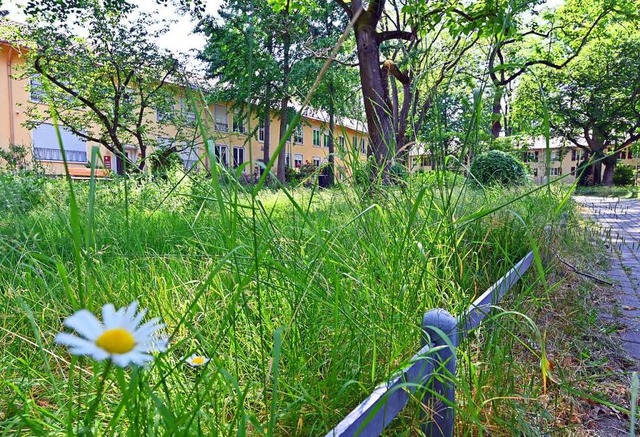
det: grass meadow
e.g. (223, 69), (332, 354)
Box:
(0, 165), (589, 436)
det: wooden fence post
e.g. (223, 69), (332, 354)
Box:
(422, 309), (457, 437)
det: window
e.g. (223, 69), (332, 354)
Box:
(232, 146), (245, 168)
(30, 75), (45, 103)
(233, 110), (247, 134)
(552, 150), (561, 161)
(533, 167), (538, 177)
(33, 124), (87, 163)
(571, 149), (578, 161)
(125, 146), (138, 163)
(313, 129), (321, 147)
(259, 123), (265, 142)
(323, 132), (330, 148)
(313, 156), (321, 167)
(214, 144), (229, 167)
(550, 167), (562, 176)
(524, 151), (539, 163)
(285, 153), (291, 168)
(180, 97), (196, 123)
(157, 136), (172, 150)
(420, 156), (430, 167)
(570, 166), (576, 175)
(294, 124), (303, 144)
(214, 105), (228, 132)
(339, 136), (345, 148)
(294, 153), (303, 168)
(360, 138), (366, 154)
(628, 149), (633, 160)
(156, 107), (171, 122)
(180, 145), (199, 170)
(352, 135), (357, 149)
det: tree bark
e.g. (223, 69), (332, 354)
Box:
(353, 6), (393, 181)
(327, 80), (335, 186)
(602, 154), (616, 186)
(491, 87), (503, 138)
(276, 11), (291, 183)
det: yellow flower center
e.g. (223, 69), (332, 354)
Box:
(191, 356), (206, 365)
(95, 328), (136, 354)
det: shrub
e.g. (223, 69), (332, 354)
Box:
(0, 171), (47, 214)
(613, 163), (635, 186)
(149, 148), (183, 179)
(470, 150), (528, 186)
(390, 162), (408, 184)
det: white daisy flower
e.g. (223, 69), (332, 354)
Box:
(55, 301), (168, 367)
(185, 354), (210, 367)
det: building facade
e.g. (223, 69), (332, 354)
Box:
(0, 39), (369, 178)
(408, 137), (640, 184)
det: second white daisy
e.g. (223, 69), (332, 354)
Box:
(56, 301), (168, 367)
(185, 354), (210, 367)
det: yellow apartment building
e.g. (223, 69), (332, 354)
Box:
(0, 38), (369, 178)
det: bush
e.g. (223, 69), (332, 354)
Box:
(613, 163), (635, 186)
(389, 162), (408, 184)
(470, 150), (528, 186)
(0, 171), (47, 214)
(149, 148), (183, 179)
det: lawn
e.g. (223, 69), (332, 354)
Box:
(0, 172), (575, 435)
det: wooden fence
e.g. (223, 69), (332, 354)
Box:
(326, 251), (535, 437)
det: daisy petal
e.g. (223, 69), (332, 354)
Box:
(123, 301), (139, 325)
(63, 310), (103, 340)
(56, 332), (96, 350)
(134, 318), (164, 339)
(102, 304), (118, 328)
(124, 351), (153, 366)
(128, 308), (147, 331)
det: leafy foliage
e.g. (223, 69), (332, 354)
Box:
(470, 150), (528, 186)
(19, 2), (194, 174)
(613, 164), (636, 186)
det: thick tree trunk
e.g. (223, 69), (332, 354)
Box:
(354, 10), (393, 181)
(602, 154), (616, 186)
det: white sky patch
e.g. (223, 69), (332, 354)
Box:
(2, 0), (223, 59)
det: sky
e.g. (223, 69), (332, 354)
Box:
(2, 0), (223, 61)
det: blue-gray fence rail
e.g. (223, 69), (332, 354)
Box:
(326, 251), (535, 437)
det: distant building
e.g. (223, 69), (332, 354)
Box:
(0, 38), (368, 178)
(408, 137), (639, 184)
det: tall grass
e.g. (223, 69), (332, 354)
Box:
(0, 159), (577, 435)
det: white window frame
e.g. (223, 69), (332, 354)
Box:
(232, 146), (245, 169)
(294, 124), (303, 144)
(232, 110), (247, 134)
(294, 153), (303, 168)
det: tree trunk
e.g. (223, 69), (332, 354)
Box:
(602, 154), (616, 186)
(354, 9), (393, 181)
(491, 86), (503, 138)
(327, 80), (335, 186)
(263, 89), (271, 168)
(276, 13), (290, 183)
(277, 98), (288, 183)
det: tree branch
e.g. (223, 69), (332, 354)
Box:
(375, 30), (414, 43)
